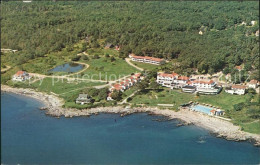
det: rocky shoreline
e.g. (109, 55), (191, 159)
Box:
(1, 85), (260, 147)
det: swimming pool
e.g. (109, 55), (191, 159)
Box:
(191, 105), (213, 115)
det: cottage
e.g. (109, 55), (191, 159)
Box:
(129, 54), (165, 65)
(12, 71), (30, 81)
(248, 79), (258, 89)
(225, 85), (246, 95)
(76, 94), (92, 105)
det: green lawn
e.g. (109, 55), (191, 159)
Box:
(240, 121), (260, 134)
(74, 57), (139, 81)
(131, 61), (160, 71)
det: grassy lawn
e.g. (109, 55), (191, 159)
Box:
(131, 61), (160, 71)
(86, 48), (119, 57)
(130, 89), (194, 109)
(74, 57), (139, 81)
(240, 121), (260, 134)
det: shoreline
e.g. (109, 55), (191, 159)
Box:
(1, 85), (260, 146)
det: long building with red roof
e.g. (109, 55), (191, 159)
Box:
(129, 54), (165, 65)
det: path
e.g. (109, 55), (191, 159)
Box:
(125, 58), (144, 71)
(119, 90), (139, 104)
(1, 65), (11, 73)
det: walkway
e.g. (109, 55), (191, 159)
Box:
(125, 58), (144, 71)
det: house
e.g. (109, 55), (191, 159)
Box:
(182, 85), (196, 93)
(251, 21), (257, 26)
(129, 54), (165, 65)
(196, 87), (222, 95)
(225, 85), (246, 95)
(105, 43), (114, 49)
(235, 65), (242, 71)
(76, 94), (92, 105)
(12, 71), (30, 81)
(107, 93), (113, 101)
(189, 80), (216, 89)
(199, 31), (203, 35)
(210, 109), (224, 116)
(115, 45), (120, 51)
(23, 0), (32, 2)
(110, 84), (124, 92)
(157, 72), (179, 86)
(248, 79), (258, 89)
(173, 76), (189, 88)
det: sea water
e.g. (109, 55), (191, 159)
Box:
(1, 92), (260, 164)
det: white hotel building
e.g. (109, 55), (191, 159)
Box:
(129, 54), (166, 65)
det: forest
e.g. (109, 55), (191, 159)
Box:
(1, 1), (259, 78)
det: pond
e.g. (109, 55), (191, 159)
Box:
(48, 63), (84, 73)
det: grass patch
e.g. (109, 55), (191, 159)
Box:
(131, 61), (160, 71)
(75, 57), (139, 81)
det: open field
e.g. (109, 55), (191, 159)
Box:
(73, 57), (139, 81)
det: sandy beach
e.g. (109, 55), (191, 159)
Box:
(1, 85), (260, 146)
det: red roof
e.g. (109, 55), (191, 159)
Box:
(249, 79), (258, 84)
(192, 80), (215, 85)
(16, 71), (26, 76)
(210, 110), (216, 113)
(134, 73), (141, 78)
(120, 82), (125, 85)
(235, 66), (242, 70)
(178, 76), (189, 81)
(232, 85), (246, 89)
(158, 72), (179, 78)
(187, 81), (192, 85)
(113, 84), (123, 90)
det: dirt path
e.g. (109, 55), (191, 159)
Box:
(125, 58), (144, 71)
(1, 65), (11, 73)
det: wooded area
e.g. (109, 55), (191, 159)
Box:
(1, 1), (259, 77)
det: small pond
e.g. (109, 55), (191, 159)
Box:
(48, 63), (84, 73)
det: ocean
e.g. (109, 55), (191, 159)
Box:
(1, 92), (260, 164)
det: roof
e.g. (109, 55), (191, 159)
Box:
(232, 85), (246, 89)
(15, 71), (26, 76)
(158, 72), (179, 78)
(249, 79), (258, 84)
(235, 66), (242, 70)
(113, 84), (123, 90)
(78, 94), (90, 98)
(178, 76), (189, 81)
(191, 80), (215, 84)
(210, 110), (216, 113)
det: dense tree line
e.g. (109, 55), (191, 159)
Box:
(1, 1), (259, 77)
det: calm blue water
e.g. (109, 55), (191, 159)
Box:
(192, 105), (213, 115)
(48, 63), (83, 73)
(1, 92), (260, 164)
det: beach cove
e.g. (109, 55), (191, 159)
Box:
(1, 85), (260, 147)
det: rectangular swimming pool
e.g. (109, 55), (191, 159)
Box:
(191, 105), (213, 115)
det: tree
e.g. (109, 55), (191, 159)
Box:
(111, 90), (123, 101)
(110, 56), (116, 62)
(82, 55), (89, 61)
(233, 102), (244, 111)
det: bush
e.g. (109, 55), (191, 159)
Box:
(233, 102), (244, 111)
